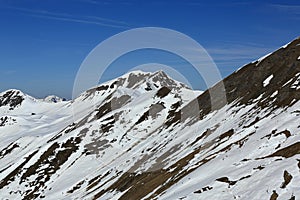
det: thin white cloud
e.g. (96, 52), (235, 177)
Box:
(29, 14), (129, 28)
(177, 43), (275, 66)
(207, 45), (275, 62)
(269, 3), (300, 15)
(204, 43), (277, 71)
(270, 4), (300, 10)
(85, 16), (129, 26)
(6, 6), (131, 29)
(81, 0), (103, 4)
(77, 0), (133, 6)
(2, 70), (16, 75)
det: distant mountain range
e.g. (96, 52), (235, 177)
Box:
(0, 37), (300, 199)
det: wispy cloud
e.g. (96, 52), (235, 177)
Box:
(163, 1), (255, 7)
(76, 0), (133, 6)
(2, 70), (16, 75)
(206, 44), (276, 67)
(80, 0), (104, 4)
(268, 3), (300, 18)
(85, 16), (129, 26)
(208, 45), (274, 60)
(270, 4), (300, 12)
(6, 6), (131, 29)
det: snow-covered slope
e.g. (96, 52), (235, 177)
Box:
(0, 38), (300, 200)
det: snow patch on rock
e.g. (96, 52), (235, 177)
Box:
(263, 75), (273, 87)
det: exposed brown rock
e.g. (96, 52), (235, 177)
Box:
(0, 90), (24, 109)
(135, 102), (165, 125)
(270, 190), (278, 200)
(280, 170), (293, 189)
(216, 177), (237, 187)
(0, 150), (38, 189)
(156, 87), (171, 98)
(0, 142), (19, 158)
(267, 142), (300, 158)
(218, 129), (234, 141)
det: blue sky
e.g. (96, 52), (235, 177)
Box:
(0, 0), (300, 99)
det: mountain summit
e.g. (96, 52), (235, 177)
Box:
(0, 38), (300, 199)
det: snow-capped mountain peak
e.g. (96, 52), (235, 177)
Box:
(42, 95), (66, 103)
(0, 89), (31, 110)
